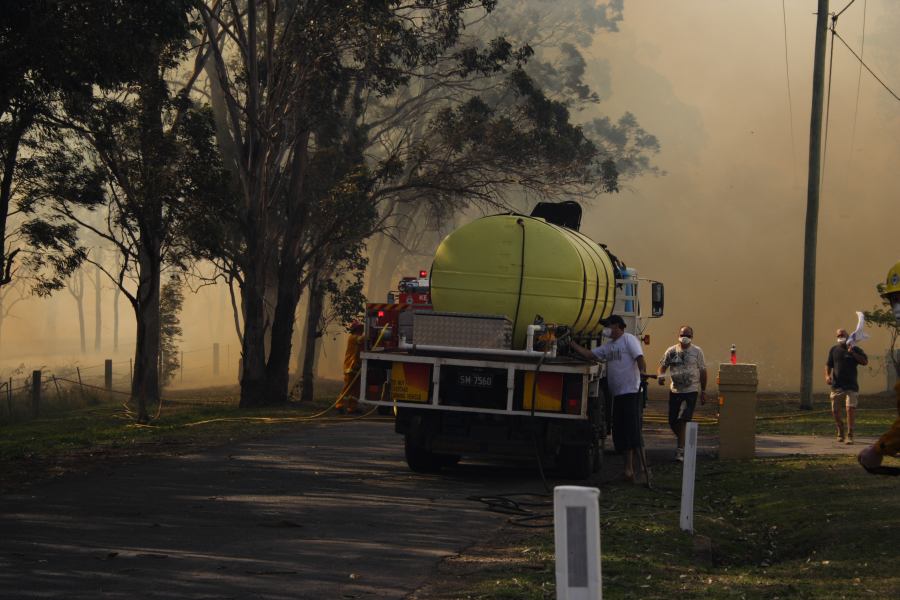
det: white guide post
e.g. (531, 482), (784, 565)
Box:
(680, 421), (699, 533)
(554, 486), (602, 600)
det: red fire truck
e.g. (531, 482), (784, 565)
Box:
(365, 271), (433, 351)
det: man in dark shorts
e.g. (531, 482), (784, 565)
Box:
(826, 328), (868, 444)
(570, 315), (648, 482)
(657, 325), (707, 462)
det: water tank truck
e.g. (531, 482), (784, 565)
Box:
(360, 201), (664, 479)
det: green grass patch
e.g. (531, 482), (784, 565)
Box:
(755, 393), (897, 437)
(468, 457), (899, 599)
(0, 379), (346, 491)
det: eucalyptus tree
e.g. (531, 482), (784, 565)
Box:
(363, 0), (659, 301)
(198, 0), (626, 406)
(1, 1), (201, 290)
(197, 0), (522, 405)
(17, 1), (227, 422)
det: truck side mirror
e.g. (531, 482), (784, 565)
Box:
(651, 281), (664, 317)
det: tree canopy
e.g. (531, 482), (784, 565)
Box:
(5, 0), (662, 414)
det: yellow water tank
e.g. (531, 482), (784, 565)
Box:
(430, 214), (617, 348)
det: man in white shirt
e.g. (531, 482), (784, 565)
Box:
(570, 315), (648, 482)
(657, 325), (707, 462)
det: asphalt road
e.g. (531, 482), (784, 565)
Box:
(1, 413), (871, 599)
(0, 420), (546, 600)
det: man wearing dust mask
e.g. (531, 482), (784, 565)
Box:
(656, 325), (707, 462)
(858, 261), (900, 475)
(825, 327), (868, 444)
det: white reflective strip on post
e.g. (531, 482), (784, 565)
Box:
(554, 486), (601, 600)
(680, 422), (699, 533)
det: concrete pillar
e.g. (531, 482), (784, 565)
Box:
(717, 363), (758, 459)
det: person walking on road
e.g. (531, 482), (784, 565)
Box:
(337, 321), (365, 415)
(826, 328), (868, 444)
(570, 315), (649, 482)
(657, 325), (707, 462)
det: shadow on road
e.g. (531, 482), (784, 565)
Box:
(0, 421), (553, 599)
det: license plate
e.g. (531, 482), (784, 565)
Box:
(457, 373), (493, 388)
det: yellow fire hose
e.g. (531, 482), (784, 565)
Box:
(173, 325), (390, 429)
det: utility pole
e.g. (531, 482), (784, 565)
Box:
(800, 0), (830, 410)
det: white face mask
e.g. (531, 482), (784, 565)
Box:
(679, 336), (692, 345)
(602, 327), (612, 338)
(836, 337), (848, 345)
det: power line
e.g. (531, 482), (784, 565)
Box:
(848, 0), (866, 160)
(820, 18), (836, 189)
(834, 0), (857, 20)
(781, 0), (798, 187)
(832, 28), (900, 103)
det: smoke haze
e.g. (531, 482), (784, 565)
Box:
(2, 1), (897, 393)
(579, 0), (899, 391)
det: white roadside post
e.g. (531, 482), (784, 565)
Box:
(680, 421), (699, 533)
(554, 486), (602, 600)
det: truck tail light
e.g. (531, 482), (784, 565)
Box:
(377, 310), (385, 317)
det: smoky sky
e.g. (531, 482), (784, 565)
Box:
(580, 0), (899, 391)
(2, 1), (898, 392)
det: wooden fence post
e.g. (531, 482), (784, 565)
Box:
(213, 343), (220, 376)
(31, 370), (41, 417)
(105, 359), (113, 392)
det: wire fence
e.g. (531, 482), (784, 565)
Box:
(0, 342), (241, 425)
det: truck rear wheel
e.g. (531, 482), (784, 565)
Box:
(404, 435), (443, 473)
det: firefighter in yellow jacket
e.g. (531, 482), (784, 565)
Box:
(858, 261), (900, 475)
(336, 321), (365, 415)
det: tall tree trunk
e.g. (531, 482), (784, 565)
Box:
(113, 285), (120, 352)
(263, 259), (302, 404)
(129, 54), (166, 423)
(93, 256), (102, 352)
(292, 295), (308, 377)
(71, 269), (86, 353)
(239, 231), (269, 407)
(300, 274), (325, 403)
(0, 105), (33, 288)
(263, 257), (278, 362)
(77, 298), (86, 353)
(258, 131), (311, 405)
(130, 239), (161, 423)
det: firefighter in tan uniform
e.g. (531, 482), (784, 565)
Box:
(858, 261), (900, 475)
(336, 321), (365, 415)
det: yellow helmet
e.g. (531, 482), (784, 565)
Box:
(884, 261), (900, 297)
